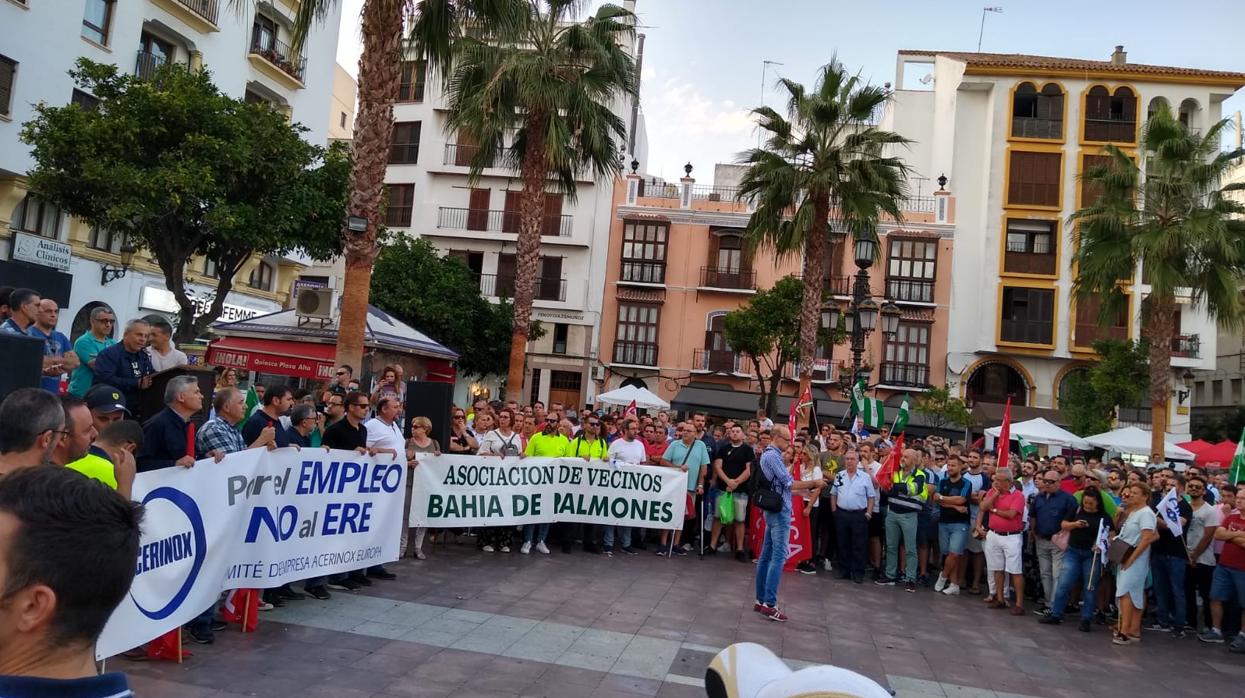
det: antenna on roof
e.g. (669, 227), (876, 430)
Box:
(977, 7), (1003, 52)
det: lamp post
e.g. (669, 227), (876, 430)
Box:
(820, 234), (900, 389)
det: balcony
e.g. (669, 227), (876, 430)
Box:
(879, 361), (931, 389)
(636, 178), (680, 199)
(248, 36), (306, 87)
(438, 207), (572, 237)
(613, 341), (657, 367)
(699, 266), (756, 292)
(478, 273), (566, 302)
(1171, 334), (1200, 359)
(782, 360), (833, 383)
(1003, 244), (1056, 276)
(690, 184), (741, 202)
(693, 348), (742, 374)
(1012, 117), (1063, 140)
(1083, 117), (1136, 143)
(826, 274), (851, 297)
(152, 0), (219, 32)
(1073, 321), (1127, 348)
(886, 277), (935, 304)
(619, 260), (666, 285)
(135, 51), (168, 80)
(903, 196), (936, 214)
(443, 143), (497, 168)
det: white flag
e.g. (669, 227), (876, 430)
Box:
(1157, 487), (1183, 538)
(1095, 517), (1111, 557)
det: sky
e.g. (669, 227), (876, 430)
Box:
(335, 0), (1245, 183)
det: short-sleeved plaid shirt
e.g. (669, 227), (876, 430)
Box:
(197, 416), (245, 457)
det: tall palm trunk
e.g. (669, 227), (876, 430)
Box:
(505, 112), (550, 400)
(336, 0), (404, 373)
(1144, 294), (1176, 462)
(795, 196), (830, 427)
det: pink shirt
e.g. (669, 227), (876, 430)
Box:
(986, 489), (1026, 534)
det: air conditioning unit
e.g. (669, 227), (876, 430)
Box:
(295, 287), (335, 320)
(592, 365), (606, 381)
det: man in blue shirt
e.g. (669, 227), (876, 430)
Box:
(830, 449), (877, 584)
(1030, 468), (1078, 613)
(753, 426), (820, 622)
(136, 375), (202, 472)
(26, 299), (78, 393)
(0, 465), (141, 697)
(93, 318), (154, 419)
(242, 385), (293, 449)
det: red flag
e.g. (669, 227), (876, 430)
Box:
(995, 397), (1012, 461)
(747, 496), (814, 572)
(874, 433), (904, 492)
(624, 400), (637, 418)
(222, 588), (259, 633)
(185, 422), (196, 459)
(787, 393), (799, 433)
(145, 628), (190, 661)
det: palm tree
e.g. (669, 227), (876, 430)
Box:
(1072, 102), (1245, 461)
(411, 0), (637, 399)
(738, 60), (911, 407)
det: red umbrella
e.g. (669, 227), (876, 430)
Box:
(1195, 440), (1237, 469)
(1177, 439), (1214, 455)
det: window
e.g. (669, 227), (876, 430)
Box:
(467, 188), (490, 231)
(536, 256), (564, 301)
(88, 227), (121, 252)
(1073, 295), (1128, 348)
(1084, 86), (1137, 143)
(552, 323), (569, 354)
(251, 13), (278, 54)
(613, 303), (660, 366)
(1000, 286), (1054, 345)
(882, 322), (931, 387)
(249, 261), (275, 291)
(0, 55), (16, 117)
(715, 233), (744, 272)
(1011, 82), (1063, 139)
(82, 0), (114, 45)
(339, 112), (347, 128)
(619, 220), (668, 284)
(1003, 218), (1056, 275)
(389, 121), (421, 164)
(385, 184), (414, 227)
(204, 257), (218, 278)
(447, 249), (483, 276)
(398, 61), (426, 102)
(10, 194), (61, 239)
(528, 368), (542, 407)
(541, 194), (564, 237)
(70, 89), (99, 110)
(702, 231), (753, 289)
(1007, 151), (1062, 207)
(137, 32), (174, 79)
(701, 313), (736, 372)
(885, 237), (936, 302)
(1079, 154), (1111, 207)
(502, 190), (520, 233)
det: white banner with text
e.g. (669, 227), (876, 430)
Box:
(410, 455), (687, 529)
(96, 448), (405, 659)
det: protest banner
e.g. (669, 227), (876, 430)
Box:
(410, 455), (687, 529)
(95, 447), (406, 660)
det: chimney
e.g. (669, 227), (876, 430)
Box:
(1111, 45), (1127, 66)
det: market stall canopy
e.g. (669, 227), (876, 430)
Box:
(1085, 426), (1196, 460)
(985, 417), (1090, 449)
(207, 305), (458, 381)
(1176, 439), (1215, 456)
(597, 385), (670, 410)
(1191, 440), (1237, 469)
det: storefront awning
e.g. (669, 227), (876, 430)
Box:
(205, 337), (336, 380)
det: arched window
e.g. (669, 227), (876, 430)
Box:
(1178, 98), (1200, 130)
(1084, 86), (1137, 143)
(701, 311), (736, 373)
(1147, 96), (1170, 121)
(248, 261), (274, 291)
(1012, 82), (1063, 139)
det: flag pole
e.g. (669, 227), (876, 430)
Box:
(241, 590), (251, 634)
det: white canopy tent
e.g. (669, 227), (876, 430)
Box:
(984, 417), (1090, 449)
(596, 385), (670, 410)
(1084, 426), (1196, 461)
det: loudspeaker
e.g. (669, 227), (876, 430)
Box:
(0, 332), (44, 403)
(404, 381), (453, 448)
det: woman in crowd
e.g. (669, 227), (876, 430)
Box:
(404, 416), (440, 560)
(371, 365), (402, 407)
(447, 407), (479, 455)
(795, 443), (825, 575)
(1112, 481), (1157, 645)
(476, 408), (521, 554)
(1039, 484), (1113, 631)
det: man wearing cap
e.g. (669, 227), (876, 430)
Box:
(83, 384), (130, 434)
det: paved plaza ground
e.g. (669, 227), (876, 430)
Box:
(117, 540), (1245, 698)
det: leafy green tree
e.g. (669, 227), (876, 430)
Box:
(21, 60), (348, 342)
(913, 385), (974, 434)
(1057, 340), (1149, 436)
(1071, 103), (1245, 458)
(723, 276), (837, 418)
(738, 59), (911, 408)
(412, 1), (637, 398)
(368, 237), (537, 378)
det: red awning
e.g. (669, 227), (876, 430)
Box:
(206, 337), (336, 381)
(424, 358), (457, 384)
(1194, 440), (1238, 469)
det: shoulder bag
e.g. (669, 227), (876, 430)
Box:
(752, 457), (785, 513)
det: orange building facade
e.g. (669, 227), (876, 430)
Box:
(595, 167), (957, 420)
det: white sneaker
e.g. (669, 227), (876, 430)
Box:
(535, 541), (550, 554)
(942, 584), (961, 596)
(934, 575), (947, 592)
(482, 545), (495, 553)
(822, 559), (833, 571)
(500, 545), (511, 553)
(520, 542), (532, 555)
(716, 542), (731, 553)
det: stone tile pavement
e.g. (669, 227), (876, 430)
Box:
(114, 540), (1245, 697)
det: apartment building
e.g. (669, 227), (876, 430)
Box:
(382, 0), (648, 408)
(0, 0), (342, 339)
(887, 47), (1245, 439)
(595, 164), (956, 420)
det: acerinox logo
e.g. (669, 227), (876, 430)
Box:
(130, 487), (207, 621)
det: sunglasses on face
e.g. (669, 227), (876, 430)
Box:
(453, 414), (465, 419)
(1043, 479), (1059, 484)
(336, 372), (347, 376)
(587, 421), (600, 427)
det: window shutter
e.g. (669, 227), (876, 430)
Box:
(503, 191), (521, 233)
(467, 188), (490, 231)
(541, 194), (563, 236)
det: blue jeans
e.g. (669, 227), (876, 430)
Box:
(1151, 553), (1187, 629)
(755, 508), (791, 606)
(523, 523), (549, 545)
(1049, 546), (1097, 621)
(603, 526), (631, 551)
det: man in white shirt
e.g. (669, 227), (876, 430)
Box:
(145, 317), (188, 372)
(364, 397), (405, 462)
(603, 419), (645, 556)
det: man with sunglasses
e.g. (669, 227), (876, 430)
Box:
(68, 305), (116, 397)
(0, 389), (66, 475)
(329, 365), (354, 397)
(1060, 462), (1089, 495)
(1030, 468), (1077, 614)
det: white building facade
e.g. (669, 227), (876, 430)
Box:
(882, 47), (1245, 441)
(1, 0), (342, 342)
(382, 1), (648, 408)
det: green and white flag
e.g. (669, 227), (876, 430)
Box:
(891, 394), (911, 434)
(1230, 427), (1245, 485)
(1017, 435), (1038, 459)
(851, 379), (885, 429)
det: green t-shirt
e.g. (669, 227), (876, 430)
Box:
(661, 439), (711, 493)
(69, 333), (116, 397)
(525, 432), (570, 457)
